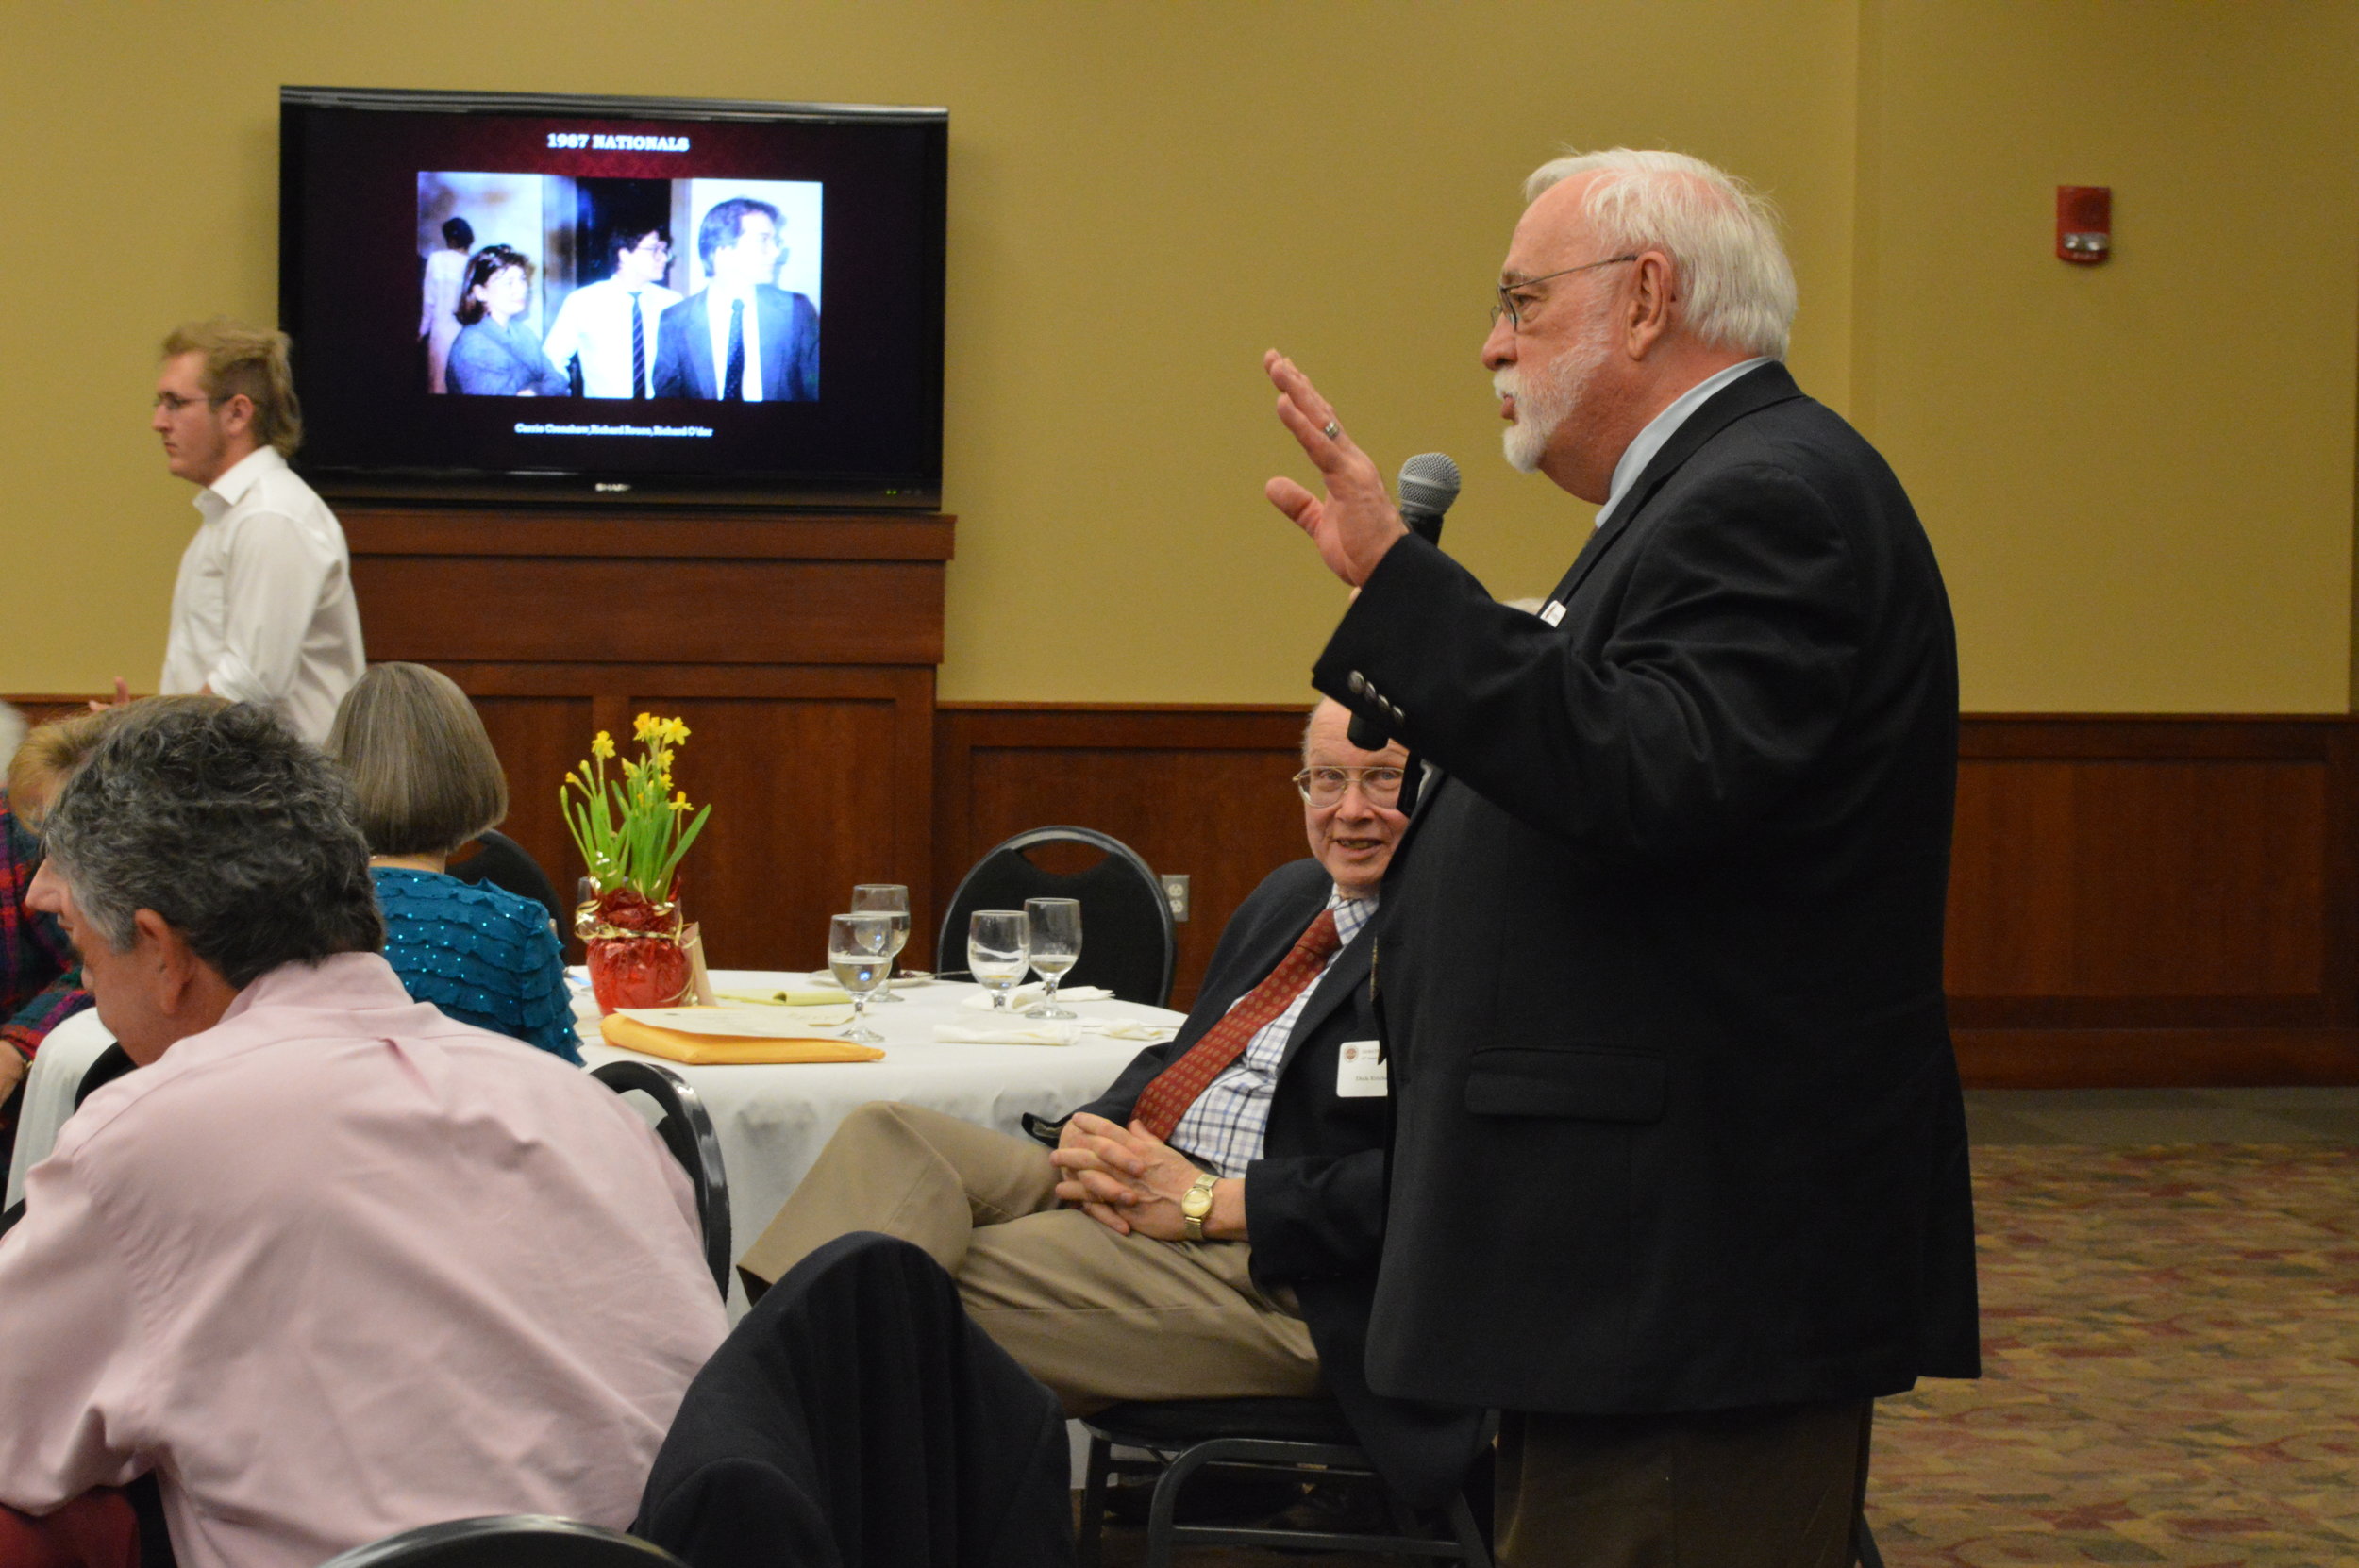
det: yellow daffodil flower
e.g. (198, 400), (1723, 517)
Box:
(591, 731), (616, 759)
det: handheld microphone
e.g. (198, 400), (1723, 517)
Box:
(1347, 453), (1462, 753)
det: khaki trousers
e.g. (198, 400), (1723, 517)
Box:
(736, 1101), (1321, 1414)
(1495, 1398), (1873, 1568)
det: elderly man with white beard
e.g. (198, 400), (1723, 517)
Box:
(1258, 149), (1980, 1567)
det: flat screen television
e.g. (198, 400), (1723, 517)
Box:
(279, 87), (947, 509)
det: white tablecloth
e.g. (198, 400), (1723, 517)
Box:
(8, 972), (1180, 1321)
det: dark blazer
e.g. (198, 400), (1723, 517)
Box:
(651, 285), (820, 401)
(634, 1232), (1074, 1568)
(1074, 858), (1485, 1510)
(1314, 361), (1980, 1416)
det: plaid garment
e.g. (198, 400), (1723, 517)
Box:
(1167, 892), (1374, 1179)
(1, 794), (90, 1063)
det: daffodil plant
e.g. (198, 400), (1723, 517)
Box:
(561, 713), (712, 915)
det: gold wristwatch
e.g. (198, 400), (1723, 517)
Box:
(1180, 1172), (1220, 1241)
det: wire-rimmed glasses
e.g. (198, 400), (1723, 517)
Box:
(1292, 765), (1407, 809)
(1490, 254), (1639, 330)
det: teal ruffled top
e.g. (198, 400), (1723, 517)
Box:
(373, 867), (582, 1064)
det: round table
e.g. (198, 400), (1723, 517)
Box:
(8, 970), (1183, 1322)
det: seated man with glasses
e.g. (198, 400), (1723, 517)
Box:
(738, 696), (1485, 1512)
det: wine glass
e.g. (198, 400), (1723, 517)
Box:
(851, 884), (912, 1003)
(828, 912), (895, 1043)
(1023, 898), (1082, 1019)
(966, 909), (1030, 1011)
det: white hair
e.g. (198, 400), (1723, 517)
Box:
(1524, 148), (1796, 360)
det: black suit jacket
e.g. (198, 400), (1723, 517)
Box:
(1314, 361), (1980, 1415)
(651, 285), (820, 401)
(1074, 858), (1484, 1510)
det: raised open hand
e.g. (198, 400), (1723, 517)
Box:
(1263, 350), (1408, 587)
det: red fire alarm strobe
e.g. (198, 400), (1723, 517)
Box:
(2058, 186), (2111, 264)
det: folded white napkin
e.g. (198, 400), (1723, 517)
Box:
(961, 984), (1116, 1012)
(932, 1020), (1176, 1047)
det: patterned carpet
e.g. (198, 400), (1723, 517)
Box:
(1869, 1143), (2359, 1566)
(1094, 1136), (2359, 1565)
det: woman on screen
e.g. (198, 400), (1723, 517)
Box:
(445, 244), (568, 398)
(419, 216), (472, 394)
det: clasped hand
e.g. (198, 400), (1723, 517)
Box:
(1052, 1111), (1226, 1242)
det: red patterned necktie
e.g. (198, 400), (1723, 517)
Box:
(1132, 908), (1342, 1142)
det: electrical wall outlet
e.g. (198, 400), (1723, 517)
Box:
(1160, 874), (1191, 923)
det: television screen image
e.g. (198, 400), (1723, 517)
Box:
(285, 89), (945, 507)
(418, 173), (825, 403)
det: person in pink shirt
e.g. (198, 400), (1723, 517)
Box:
(0, 701), (727, 1568)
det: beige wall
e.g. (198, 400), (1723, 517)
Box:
(2, 2), (2351, 711)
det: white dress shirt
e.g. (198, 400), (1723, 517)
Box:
(705, 281), (765, 400)
(1592, 356), (1774, 531)
(541, 278), (682, 398)
(159, 446), (365, 745)
(1170, 889), (1374, 1178)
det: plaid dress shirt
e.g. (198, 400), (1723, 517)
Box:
(1168, 890), (1373, 1178)
(2, 795), (91, 1063)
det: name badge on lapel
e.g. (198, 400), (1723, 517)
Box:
(1336, 1041), (1389, 1098)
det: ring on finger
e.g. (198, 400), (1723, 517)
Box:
(1322, 420), (1341, 440)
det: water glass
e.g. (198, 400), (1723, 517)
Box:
(1023, 897), (1082, 1019)
(851, 884), (912, 1002)
(967, 909), (1030, 1011)
(828, 911), (895, 1043)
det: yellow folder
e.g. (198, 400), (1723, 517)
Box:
(599, 1012), (885, 1065)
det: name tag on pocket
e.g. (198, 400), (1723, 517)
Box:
(1336, 1041), (1389, 1098)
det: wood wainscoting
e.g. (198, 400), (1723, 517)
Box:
(933, 709), (2359, 1084)
(932, 705), (1310, 1008)
(12, 683), (2359, 1088)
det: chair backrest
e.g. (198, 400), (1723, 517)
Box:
(76, 1043), (137, 1109)
(936, 826), (1176, 1007)
(633, 1232), (1076, 1568)
(589, 1060), (731, 1298)
(445, 830), (568, 931)
(317, 1515), (687, 1568)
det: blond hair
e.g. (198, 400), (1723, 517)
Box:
(161, 318), (304, 457)
(325, 663), (509, 858)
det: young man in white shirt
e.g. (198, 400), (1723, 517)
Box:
(541, 225), (683, 399)
(142, 321), (364, 745)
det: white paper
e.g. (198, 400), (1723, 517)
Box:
(616, 1005), (854, 1038)
(961, 985), (1116, 1012)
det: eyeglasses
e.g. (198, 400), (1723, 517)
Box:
(151, 391), (226, 414)
(1293, 765), (1406, 809)
(1490, 255), (1638, 330)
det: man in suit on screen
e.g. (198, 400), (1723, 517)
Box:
(651, 197), (819, 402)
(737, 699), (1485, 1512)
(1261, 149), (1981, 1566)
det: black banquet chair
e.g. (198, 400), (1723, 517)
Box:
(316, 1515), (689, 1568)
(1079, 1397), (1491, 1568)
(444, 828), (569, 931)
(589, 1059), (731, 1298)
(936, 826), (1176, 1008)
(634, 1231), (1075, 1568)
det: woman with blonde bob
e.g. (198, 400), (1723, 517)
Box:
(326, 664), (580, 1062)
